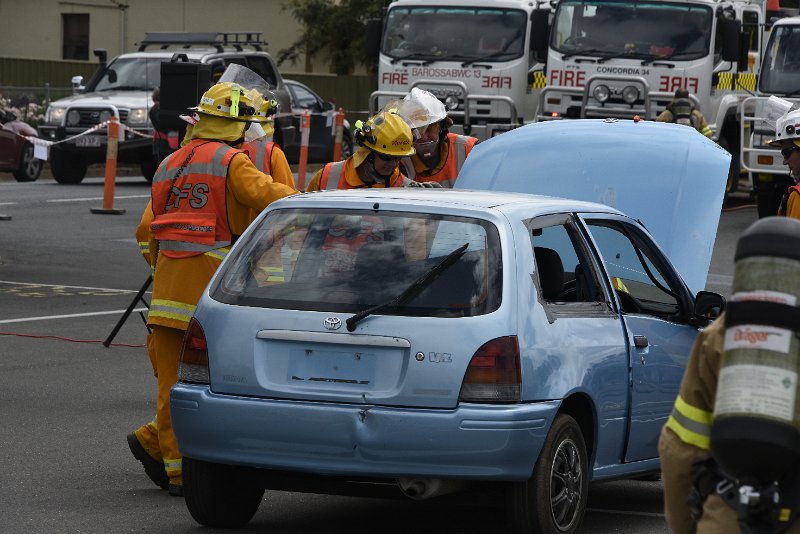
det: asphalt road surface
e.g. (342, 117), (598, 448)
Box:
(0, 173), (756, 533)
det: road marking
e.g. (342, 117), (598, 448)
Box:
(47, 194), (150, 203)
(0, 202), (16, 206)
(0, 308), (148, 324)
(586, 508), (664, 518)
(0, 280), (145, 293)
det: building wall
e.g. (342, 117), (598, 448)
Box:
(0, 0), (335, 73)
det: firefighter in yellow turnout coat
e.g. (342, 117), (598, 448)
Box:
(129, 80), (296, 496)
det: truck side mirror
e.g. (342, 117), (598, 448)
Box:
(71, 75), (84, 95)
(737, 32), (750, 72)
(719, 18), (742, 63)
(530, 9), (550, 60)
(365, 18), (382, 64)
(693, 290), (726, 321)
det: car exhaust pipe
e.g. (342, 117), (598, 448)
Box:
(396, 478), (468, 500)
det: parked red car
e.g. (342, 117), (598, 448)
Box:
(0, 110), (42, 182)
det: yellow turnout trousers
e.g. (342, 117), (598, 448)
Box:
(133, 325), (184, 487)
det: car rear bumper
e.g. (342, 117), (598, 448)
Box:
(171, 383), (558, 480)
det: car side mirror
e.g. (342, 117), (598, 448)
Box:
(71, 75), (85, 95)
(693, 290), (726, 322)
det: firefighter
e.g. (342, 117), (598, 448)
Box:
(305, 109), (416, 191)
(397, 88), (478, 188)
(128, 77), (297, 497)
(242, 121), (296, 189)
(659, 217), (800, 534)
(656, 89), (714, 139)
(769, 108), (800, 218)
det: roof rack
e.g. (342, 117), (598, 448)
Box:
(137, 32), (267, 53)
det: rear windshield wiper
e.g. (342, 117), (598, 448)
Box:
(346, 243), (468, 332)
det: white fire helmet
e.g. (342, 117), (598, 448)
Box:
(400, 88), (449, 129)
(769, 108), (800, 146)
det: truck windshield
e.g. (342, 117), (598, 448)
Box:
(551, 0), (712, 61)
(89, 57), (162, 92)
(759, 25), (800, 95)
(382, 6), (527, 62)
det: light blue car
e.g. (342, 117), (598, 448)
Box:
(170, 119), (729, 533)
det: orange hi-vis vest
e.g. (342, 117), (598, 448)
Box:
(320, 159), (406, 190)
(242, 137), (275, 174)
(150, 139), (238, 259)
(401, 133), (476, 187)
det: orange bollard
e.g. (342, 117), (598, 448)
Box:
(91, 116), (126, 215)
(296, 110), (311, 190)
(332, 108), (345, 162)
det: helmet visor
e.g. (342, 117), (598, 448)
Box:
(218, 64), (271, 116)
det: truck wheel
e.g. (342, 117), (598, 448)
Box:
(717, 137), (740, 208)
(507, 414), (588, 534)
(183, 457), (264, 528)
(50, 148), (87, 184)
(13, 142), (42, 182)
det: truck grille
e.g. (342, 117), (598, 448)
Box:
(73, 109), (129, 128)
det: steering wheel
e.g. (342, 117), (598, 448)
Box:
(615, 290), (642, 314)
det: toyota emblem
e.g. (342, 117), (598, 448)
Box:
(323, 317), (342, 330)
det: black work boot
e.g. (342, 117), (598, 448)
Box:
(127, 433), (169, 490)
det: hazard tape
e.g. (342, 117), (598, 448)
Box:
(531, 71), (547, 89)
(715, 72), (758, 92)
(17, 120), (154, 149)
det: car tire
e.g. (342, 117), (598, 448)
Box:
(12, 141), (42, 182)
(50, 148), (87, 185)
(507, 414), (588, 534)
(183, 457), (264, 528)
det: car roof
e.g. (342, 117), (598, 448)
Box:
(275, 188), (624, 217)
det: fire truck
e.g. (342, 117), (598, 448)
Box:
(365, 0), (552, 140)
(740, 15), (800, 217)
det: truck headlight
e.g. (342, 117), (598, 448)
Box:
(593, 85), (610, 103)
(444, 95), (459, 111)
(128, 107), (149, 126)
(622, 86), (640, 104)
(46, 107), (66, 126)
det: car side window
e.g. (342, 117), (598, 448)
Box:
(584, 220), (682, 318)
(289, 83), (320, 111)
(529, 217), (603, 304)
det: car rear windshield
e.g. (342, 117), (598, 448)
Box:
(210, 208), (503, 317)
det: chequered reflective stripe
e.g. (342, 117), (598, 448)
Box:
(665, 395), (712, 450)
(138, 240), (150, 256)
(149, 299), (195, 324)
(152, 144), (231, 184)
(715, 72), (757, 91)
(531, 71), (547, 89)
(164, 457), (182, 476)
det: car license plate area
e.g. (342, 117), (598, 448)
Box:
(74, 135), (103, 147)
(287, 349), (376, 388)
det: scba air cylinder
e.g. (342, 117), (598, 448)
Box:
(710, 216), (800, 484)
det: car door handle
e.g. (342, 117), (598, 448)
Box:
(633, 335), (648, 348)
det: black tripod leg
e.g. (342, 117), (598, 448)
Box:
(103, 275), (153, 347)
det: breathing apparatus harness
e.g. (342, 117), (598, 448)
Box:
(669, 98), (697, 128)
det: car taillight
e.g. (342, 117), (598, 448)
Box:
(458, 336), (521, 403)
(179, 318), (210, 384)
